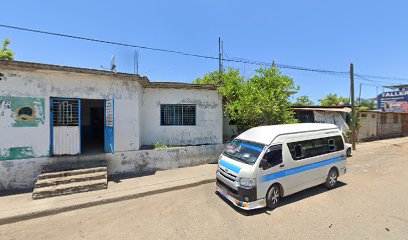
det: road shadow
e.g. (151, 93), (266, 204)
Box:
(216, 181), (347, 216)
(0, 188), (33, 197)
(109, 170), (157, 183)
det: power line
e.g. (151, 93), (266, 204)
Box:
(357, 74), (408, 82)
(0, 24), (220, 60)
(1, 23), (408, 82)
(354, 74), (402, 86)
(0, 23), (352, 75)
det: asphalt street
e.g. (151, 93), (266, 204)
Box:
(1, 140), (407, 240)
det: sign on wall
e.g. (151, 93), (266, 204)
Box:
(377, 90), (408, 113)
(0, 96), (45, 127)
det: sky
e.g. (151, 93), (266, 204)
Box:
(1, 1), (407, 103)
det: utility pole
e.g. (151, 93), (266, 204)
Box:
(218, 37), (222, 74)
(358, 82), (362, 105)
(350, 63), (356, 150)
(134, 49), (139, 75)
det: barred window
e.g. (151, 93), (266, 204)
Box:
(160, 104), (196, 126)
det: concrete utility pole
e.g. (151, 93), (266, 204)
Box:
(350, 63), (356, 150)
(218, 37), (222, 74)
(358, 82), (362, 105)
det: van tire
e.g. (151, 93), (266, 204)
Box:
(266, 184), (281, 210)
(324, 168), (338, 189)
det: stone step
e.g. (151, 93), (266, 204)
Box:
(38, 167), (107, 180)
(32, 178), (107, 200)
(35, 171), (107, 188)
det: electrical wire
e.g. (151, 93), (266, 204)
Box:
(1, 23), (408, 83)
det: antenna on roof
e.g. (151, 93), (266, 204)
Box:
(110, 55), (116, 72)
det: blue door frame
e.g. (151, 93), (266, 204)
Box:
(104, 99), (114, 153)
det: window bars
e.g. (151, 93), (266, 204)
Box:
(160, 104), (196, 126)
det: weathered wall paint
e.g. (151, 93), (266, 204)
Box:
(0, 96), (47, 160)
(0, 146), (34, 160)
(0, 67), (224, 190)
(0, 96), (45, 127)
(141, 88), (223, 146)
(358, 112), (404, 141)
(0, 144), (225, 190)
(0, 69), (143, 158)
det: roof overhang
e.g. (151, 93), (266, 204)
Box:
(292, 107), (351, 113)
(0, 60), (217, 90)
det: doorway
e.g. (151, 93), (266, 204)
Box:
(81, 99), (105, 154)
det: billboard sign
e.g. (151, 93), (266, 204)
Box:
(377, 89), (408, 113)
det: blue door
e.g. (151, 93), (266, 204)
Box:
(104, 99), (114, 153)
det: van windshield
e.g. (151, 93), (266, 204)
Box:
(223, 139), (265, 165)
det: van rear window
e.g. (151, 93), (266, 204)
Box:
(287, 136), (344, 160)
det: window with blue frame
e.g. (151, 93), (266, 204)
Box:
(160, 104), (196, 126)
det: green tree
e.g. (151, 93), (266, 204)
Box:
(195, 67), (299, 131)
(194, 67), (243, 105)
(319, 93), (349, 106)
(293, 95), (314, 106)
(0, 38), (14, 60)
(357, 98), (375, 110)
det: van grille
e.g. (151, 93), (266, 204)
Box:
(219, 167), (237, 182)
(217, 179), (238, 195)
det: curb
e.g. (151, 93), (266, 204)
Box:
(0, 178), (216, 226)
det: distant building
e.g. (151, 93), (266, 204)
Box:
(292, 106), (350, 134)
(358, 110), (408, 141)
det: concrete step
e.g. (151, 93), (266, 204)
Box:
(35, 171), (107, 188)
(38, 167), (107, 180)
(32, 178), (107, 200)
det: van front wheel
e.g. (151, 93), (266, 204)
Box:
(266, 185), (281, 210)
(325, 169), (338, 189)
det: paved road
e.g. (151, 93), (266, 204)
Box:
(1, 140), (408, 240)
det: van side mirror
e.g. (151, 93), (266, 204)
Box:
(259, 158), (271, 170)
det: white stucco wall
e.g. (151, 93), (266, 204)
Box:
(141, 88), (223, 146)
(0, 65), (224, 191)
(0, 68), (143, 159)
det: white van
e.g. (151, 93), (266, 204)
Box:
(216, 123), (347, 210)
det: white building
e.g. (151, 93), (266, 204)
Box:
(0, 60), (224, 190)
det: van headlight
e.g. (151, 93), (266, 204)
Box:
(238, 177), (256, 187)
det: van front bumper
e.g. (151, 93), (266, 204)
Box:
(216, 181), (266, 210)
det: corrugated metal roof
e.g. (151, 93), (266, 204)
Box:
(292, 107), (351, 113)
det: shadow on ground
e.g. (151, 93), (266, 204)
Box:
(0, 188), (33, 197)
(216, 181), (347, 216)
(109, 170), (157, 183)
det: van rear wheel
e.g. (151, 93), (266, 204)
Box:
(266, 185), (281, 210)
(325, 169), (338, 189)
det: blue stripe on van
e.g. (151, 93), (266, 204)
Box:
(262, 157), (342, 183)
(219, 159), (241, 174)
(240, 143), (264, 152)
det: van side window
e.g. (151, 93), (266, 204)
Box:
(294, 144), (304, 159)
(263, 145), (283, 167)
(287, 135), (345, 160)
(328, 139), (336, 151)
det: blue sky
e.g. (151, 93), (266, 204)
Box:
(1, 1), (407, 103)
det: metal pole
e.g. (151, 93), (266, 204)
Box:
(350, 63), (356, 150)
(218, 37), (222, 74)
(358, 83), (362, 105)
